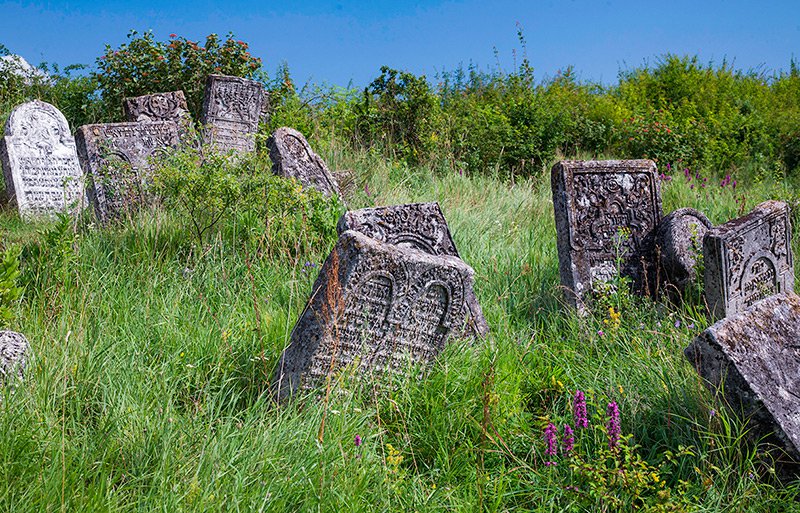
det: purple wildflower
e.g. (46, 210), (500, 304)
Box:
(573, 390), (588, 428)
(544, 422), (558, 466)
(597, 329), (604, 337)
(674, 320), (681, 328)
(364, 183), (371, 197)
(563, 424), (575, 453)
(606, 401), (621, 450)
(354, 434), (362, 447)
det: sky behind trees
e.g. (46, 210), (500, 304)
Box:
(2, 0), (799, 87)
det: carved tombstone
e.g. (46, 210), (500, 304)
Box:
(123, 91), (190, 125)
(0, 331), (29, 385)
(551, 160), (662, 310)
(685, 293), (800, 471)
(704, 201), (793, 320)
(267, 127), (340, 197)
(657, 208), (713, 294)
(337, 202), (459, 257)
(0, 100), (85, 218)
(273, 230), (488, 399)
(200, 74), (265, 154)
(75, 121), (179, 222)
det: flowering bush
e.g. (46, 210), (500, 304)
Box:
(94, 30), (263, 120)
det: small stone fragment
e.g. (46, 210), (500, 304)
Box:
(267, 127), (341, 198)
(657, 207), (712, 294)
(337, 202), (460, 257)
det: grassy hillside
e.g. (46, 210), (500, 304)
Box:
(1, 145), (799, 511)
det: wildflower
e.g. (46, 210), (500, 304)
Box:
(354, 434), (362, 447)
(562, 424), (575, 453)
(573, 390), (588, 428)
(597, 329), (604, 337)
(364, 183), (371, 197)
(709, 409), (716, 418)
(606, 401), (621, 450)
(674, 320), (681, 328)
(688, 322), (695, 330)
(544, 422), (558, 466)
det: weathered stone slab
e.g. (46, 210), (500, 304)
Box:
(704, 201), (793, 320)
(657, 208), (712, 294)
(0, 100), (85, 218)
(267, 127), (340, 197)
(551, 160), (662, 310)
(200, 74), (265, 154)
(337, 202), (459, 257)
(273, 230), (488, 399)
(123, 91), (190, 125)
(75, 121), (179, 222)
(0, 331), (29, 385)
(685, 293), (800, 470)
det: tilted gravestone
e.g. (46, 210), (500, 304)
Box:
(0, 100), (85, 218)
(123, 91), (191, 125)
(704, 200), (793, 320)
(551, 160), (662, 311)
(657, 207), (712, 294)
(337, 202), (460, 257)
(75, 121), (179, 222)
(0, 331), (29, 385)
(200, 74), (265, 154)
(272, 230), (488, 399)
(267, 127), (340, 197)
(685, 292), (800, 470)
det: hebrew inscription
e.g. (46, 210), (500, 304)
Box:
(0, 100), (85, 217)
(267, 127), (340, 197)
(337, 202), (460, 257)
(703, 200), (793, 320)
(124, 91), (190, 125)
(201, 74), (265, 154)
(551, 160), (662, 311)
(272, 230), (487, 399)
(75, 121), (179, 222)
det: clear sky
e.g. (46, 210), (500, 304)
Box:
(2, 0), (799, 88)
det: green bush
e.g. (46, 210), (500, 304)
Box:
(0, 245), (22, 327)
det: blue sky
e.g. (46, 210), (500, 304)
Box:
(2, 0), (799, 88)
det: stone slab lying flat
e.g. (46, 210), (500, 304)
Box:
(0, 100), (85, 218)
(685, 293), (800, 468)
(273, 230), (487, 399)
(267, 126), (340, 197)
(200, 74), (265, 154)
(337, 202), (459, 257)
(551, 159), (662, 310)
(704, 200), (793, 320)
(75, 121), (179, 222)
(657, 207), (712, 294)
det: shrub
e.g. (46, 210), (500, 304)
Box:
(0, 245), (23, 327)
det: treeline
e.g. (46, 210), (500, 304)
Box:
(3, 31), (800, 179)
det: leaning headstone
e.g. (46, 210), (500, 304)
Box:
(200, 74), (265, 154)
(704, 201), (793, 320)
(0, 100), (85, 218)
(337, 202), (460, 257)
(272, 230), (488, 399)
(685, 292), (800, 471)
(0, 331), (29, 385)
(75, 121), (179, 222)
(551, 160), (662, 311)
(123, 90), (191, 125)
(267, 127), (341, 197)
(657, 208), (712, 294)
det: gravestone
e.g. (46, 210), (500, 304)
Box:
(685, 292), (800, 470)
(75, 121), (179, 222)
(0, 331), (29, 385)
(272, 230), (488, 399)
(551, 160), (662, 311)
(704, 201), (793, 320)
(123, 91), (190, 125)
(657, 208), (712, 294)
(0, 100), (85, 218)
(267, 127), (341, 197)
(337, 202), (460, 257)
(200, 74), (265, 154)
